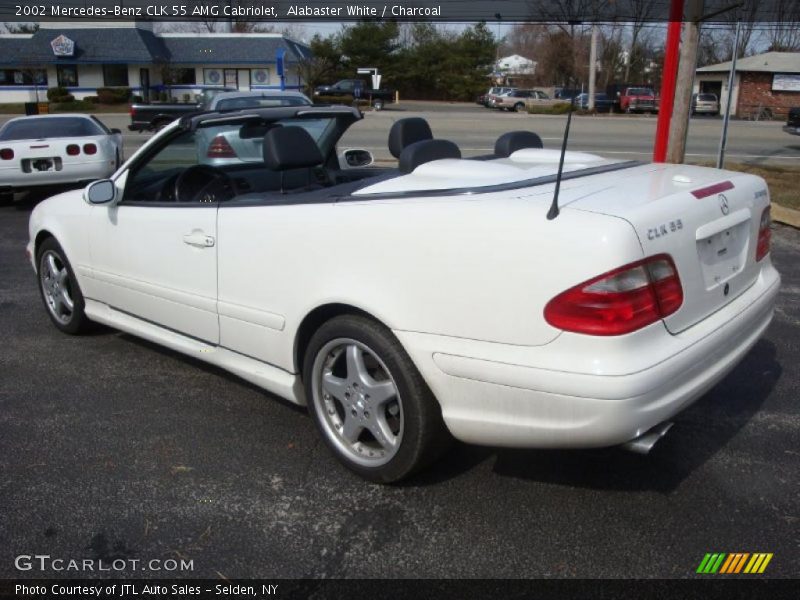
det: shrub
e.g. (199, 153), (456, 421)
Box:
(313, 95), (370, 107)
(96, 87), (132, 104)
(527, 102), (573, 115)
(83, 96), (99, 104)
(52, 99), (95, 111)
(51, 94), (76, 104)
(47, 86), (69, 101)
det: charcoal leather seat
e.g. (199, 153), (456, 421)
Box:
(388, 118), (434, 159)
(262, 126), (327, 192)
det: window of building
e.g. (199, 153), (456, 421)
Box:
(0, 69), (47, 87)
(56, 65), (78, 87)
(163, 68), (196, 86)
(102, 64), (129, 87)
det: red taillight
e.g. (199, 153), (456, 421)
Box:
(0, 148), (13, 160)
(207, 135), (237, 158)
(66, 144), (80, 156)
(83, 143), (97, 155)
(756, 206), (771, 262)
(544, 255), (683, 336)
(129, 106), (136, 117)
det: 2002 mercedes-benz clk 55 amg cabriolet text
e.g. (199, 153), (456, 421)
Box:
(27, 106), (780, 482)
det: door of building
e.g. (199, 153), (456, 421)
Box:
(140, 68), (150, 102)
(237, 69), (250, 91)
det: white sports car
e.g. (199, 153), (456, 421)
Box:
(1, 114), (123, 202)
(26, 106), (780, 482)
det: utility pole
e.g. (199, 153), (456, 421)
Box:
(717, 20), (741, 168)
(653, 0), (685, 162)
(588, 24), (598, 110)
(666, 0), (704, 164)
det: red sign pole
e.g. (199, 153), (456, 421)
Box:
(653, 0), (685, 162)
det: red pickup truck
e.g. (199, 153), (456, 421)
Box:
(618, 87), (658, 114)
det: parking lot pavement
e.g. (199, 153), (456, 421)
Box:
(1, 195), (798, 578)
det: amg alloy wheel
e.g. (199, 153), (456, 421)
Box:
(312, 338), (404, 467)
(37, 238), (91, 334)
(304, 315), (451, 483)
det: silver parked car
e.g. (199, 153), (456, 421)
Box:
(692, 93), (720, 116)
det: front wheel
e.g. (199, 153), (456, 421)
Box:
(37, 238), (92, 334)
(514, 102), (526, 113)
(372, 99), (384, 111)
(303, 315), (451, 483)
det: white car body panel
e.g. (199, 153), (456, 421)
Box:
(26, 120), (780, 450)
(0, 115), (121, 190)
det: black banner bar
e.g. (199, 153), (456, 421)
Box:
(1, 579), (797, 600)
(0, 0), (797, 23)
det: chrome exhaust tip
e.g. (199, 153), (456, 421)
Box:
(621, 422), (674, 454)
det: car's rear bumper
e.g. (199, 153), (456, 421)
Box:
(396, 262), (780, 449)
(0, 159), (114, 190)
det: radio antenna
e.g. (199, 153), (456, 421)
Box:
(547, 94), (577, 221)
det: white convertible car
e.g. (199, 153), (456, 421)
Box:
(26, 106), (780, 482)
(1, 114), (123, 202)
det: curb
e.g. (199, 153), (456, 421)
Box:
(772, 203), (800, 229)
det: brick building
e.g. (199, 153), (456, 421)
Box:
(695, 51), (800, 119)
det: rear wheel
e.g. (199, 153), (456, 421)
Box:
(36, 238), (92, 334)
(304, 315), (451, 483)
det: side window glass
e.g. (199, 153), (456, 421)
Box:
(123, 131), (199, 202)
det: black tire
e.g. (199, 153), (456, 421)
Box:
(373, 99), (384, 111)
(152, 119), (170, 132)
(303, 315), (451, 483)
(36, 238), (92, 335)
(514, 102), (526, 113)
(0, 191), (13, 205)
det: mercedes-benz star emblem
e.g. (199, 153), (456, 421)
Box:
(718, 194), (730, 215)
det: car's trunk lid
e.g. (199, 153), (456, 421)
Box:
(563, 164), (770, 333)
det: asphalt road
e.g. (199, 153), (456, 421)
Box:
(0, 199), (799, 578)
(1, 102), (798, 168)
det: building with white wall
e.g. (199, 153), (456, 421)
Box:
(0, 21), (311, 103)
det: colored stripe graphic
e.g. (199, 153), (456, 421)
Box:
(744, 553), (774, 574)
(699, 552), (773, 574)
(697, 553), (727, 573)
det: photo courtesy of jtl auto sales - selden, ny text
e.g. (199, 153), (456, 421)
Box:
(0, 0), (798, 599)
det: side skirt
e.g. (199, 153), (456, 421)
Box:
(84, 299), (306, 406)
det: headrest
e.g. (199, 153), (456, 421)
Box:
(494, 131), (544, 157)
(388, 117), (433, 159)
(263, 126), (323, 170)
(399, 139), (461, 174)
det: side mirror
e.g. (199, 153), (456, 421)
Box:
(110, 128), (122, 135)
(84, 179), (116, 205)
(339, 148), (374, 169)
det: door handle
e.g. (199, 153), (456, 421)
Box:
(183, 231), (215, 248)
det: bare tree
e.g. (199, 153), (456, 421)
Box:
(765, 0), (800, 51)
(622, 0), (657, 82)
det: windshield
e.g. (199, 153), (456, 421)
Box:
(628, 88), (654, 96)
(215, 96), (311, 110)
(0, 117), (103, 141)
